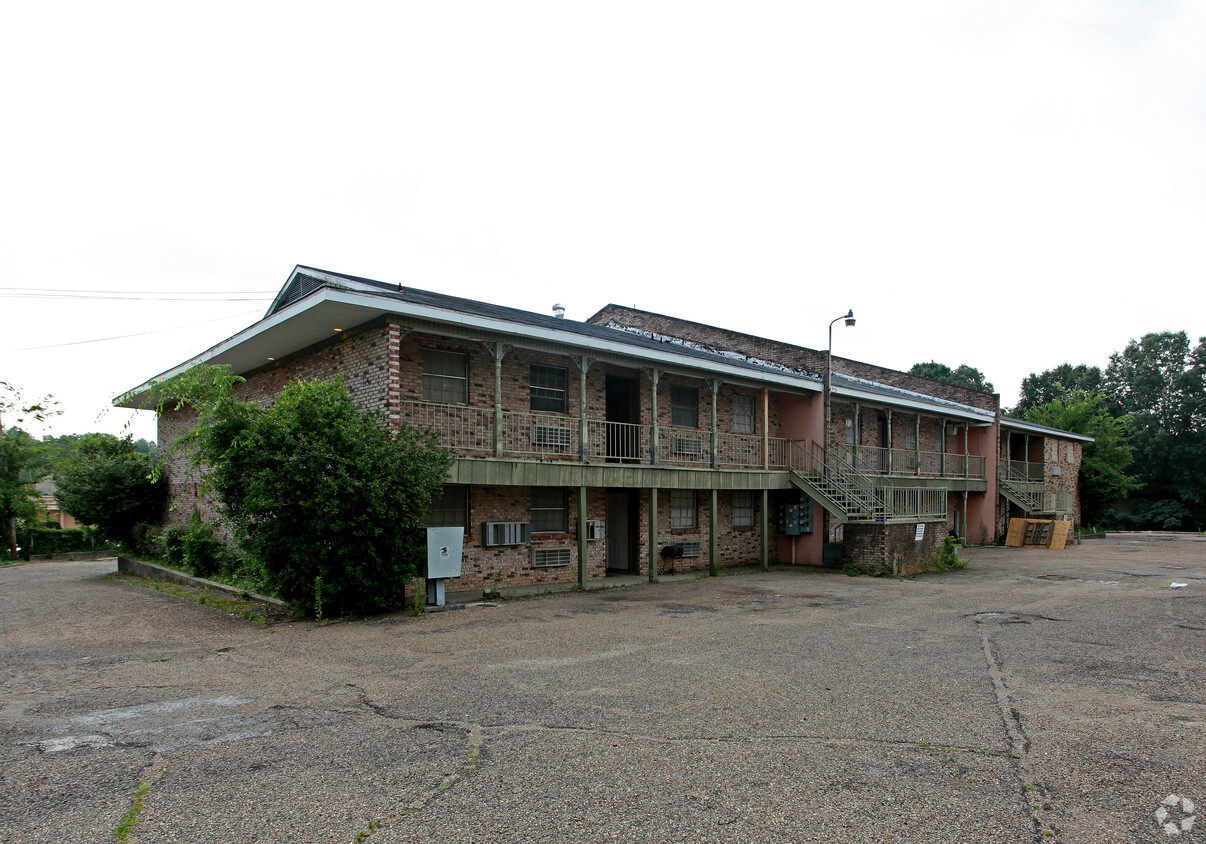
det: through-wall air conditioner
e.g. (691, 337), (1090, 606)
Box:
(585, 519), (606, 541)
(531, 425), (573, 447)
(483, 521), (530, 546)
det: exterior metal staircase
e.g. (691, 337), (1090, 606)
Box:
(787, 441), (888, 522)
(999, 463), (1044, 513)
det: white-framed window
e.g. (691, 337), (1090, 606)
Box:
(670, 489), (697, 528)
(732, 490), (754, 527)
(530, 364), (568, 413)
(671, 385), (698, 428)
(845, 414), (856, 444)
(423, 485), (469, 529)
(733, 395), (755, 434)
(905, 425), (917, 450)
(422, 349), (468, 404)
(531, 487), (568, 533)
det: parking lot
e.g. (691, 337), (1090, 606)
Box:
(2, 534), (1204, 843)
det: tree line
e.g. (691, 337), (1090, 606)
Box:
(914, 330), (1205, 530)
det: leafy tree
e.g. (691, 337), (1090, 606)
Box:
(1102, 331), (1206, 431)
(0, 428), (43, 559)
(155, 367), (452, 616)
(1013, 364), (1103, 417)
(1023, 391), (1138, 525)
(52, 434), (165, 546)
(909, 362), (994, 393)
(1, 382), (60, 559)
(1099, 331), (1206, 528)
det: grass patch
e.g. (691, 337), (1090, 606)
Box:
(114, 779), (153, 842)
(107, 573), (290, 626)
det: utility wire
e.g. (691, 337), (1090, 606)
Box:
(0, 286), (277, 294)
(11, 309), (262, 351)
(0, 291), (273, 302)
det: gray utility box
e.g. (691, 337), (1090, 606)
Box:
(424, 527), (464, 607)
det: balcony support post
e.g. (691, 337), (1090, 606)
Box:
(940, 417), (947, 477)
(709, 379), (719, 469)
(486, 342), (509, 458)
(761, 388), (770, 469)
(886, 408), (893, 474)
(648, 487), (659, 583)
(578, 485), (588, 590)
(576, 356), (592, 462)
(709, 489), (719, 577)
(915, 415), (921, 477)
(963, 424), (969, 479)
(760, 488), (769, 571)
(646, 368), (661, 465)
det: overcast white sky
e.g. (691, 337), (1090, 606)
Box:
(4, 1), (1204, 442)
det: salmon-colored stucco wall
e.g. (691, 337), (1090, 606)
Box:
(778, 391), (825, 565)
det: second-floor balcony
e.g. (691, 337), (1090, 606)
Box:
(835, 443), (987, 481)
(402, 400), (983, 483)
(402, 401), (792, 469)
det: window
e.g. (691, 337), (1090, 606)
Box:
(905, 426), (917, 450)
(845, 414), (856, 444)
(671, 385), (698, 428)
(733, 490), (754, 527)
(670, 489), (697, 528)
(424, 485), (468, 529)
(531, 487), (568, 533)
(530, 364), (568, 413)
(422, 349), (468, 404)
(733, 395), (755, 434)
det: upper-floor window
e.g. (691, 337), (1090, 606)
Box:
(733, 395), (755, 434)
(531, 487), (568, 532)
(905, 426), (917, 450)
(423, 349), (468, 404)
(671, 385), (698, 428)
(732, 490), (754, 527)
(423, 485), (469, 530)
(530, 364), (568, 413)
(844, 415), (856, 444)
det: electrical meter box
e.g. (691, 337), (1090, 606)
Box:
(778, 496), (814, 536)
(425, 527), (464, 579)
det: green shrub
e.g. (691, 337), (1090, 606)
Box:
(159, 525), (187, 567)
(934, 534), (967, 571)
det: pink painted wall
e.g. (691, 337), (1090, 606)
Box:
(777, 391), (825, 565)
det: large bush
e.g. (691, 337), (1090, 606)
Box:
(172, 374), (451, 616)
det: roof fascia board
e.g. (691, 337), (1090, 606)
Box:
(1000, 417), (1094, 442)
(831, 384), (995, 422)
(320, 288), (821, 392)
(126, 285), (822, 402)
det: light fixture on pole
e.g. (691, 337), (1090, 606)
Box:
(825, 309), (855, 434)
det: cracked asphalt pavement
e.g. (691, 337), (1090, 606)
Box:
(2, 533), (1204, 843)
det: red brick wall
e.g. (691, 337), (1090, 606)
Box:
(588, 305), (1000, 414)
(843, 520), (946, 575)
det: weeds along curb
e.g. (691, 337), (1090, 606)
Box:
(117, 557), (284, 607)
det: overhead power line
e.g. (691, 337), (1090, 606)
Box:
(0, 289), (275, 302)
(11, 309), (262, 351)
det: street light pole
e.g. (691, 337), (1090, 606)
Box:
(824, 309), (856, 439)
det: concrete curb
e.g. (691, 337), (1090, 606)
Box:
(117, 557), (286, 607)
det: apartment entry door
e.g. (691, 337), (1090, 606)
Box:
(605, 369), (641, 463)
(606, 489), (639, 574)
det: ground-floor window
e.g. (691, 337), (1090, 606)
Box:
(424, 485), (469, 529)
(732, 490), (754, 527)
(531, 487), (568, 532)
(670, 489), (697, 529)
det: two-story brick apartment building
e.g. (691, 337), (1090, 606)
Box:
(123, 266), (1089, 591)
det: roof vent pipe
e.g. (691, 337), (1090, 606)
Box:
(552, 303), (565, 319)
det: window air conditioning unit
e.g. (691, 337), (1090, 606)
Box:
(532, 425), (573, 447)
(532, 546), (573, 568)
(585, 519), (606, 541)
(679, 540), (702, 558)
(483, 521), (530, 546)
(671, 436), (704, 457)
